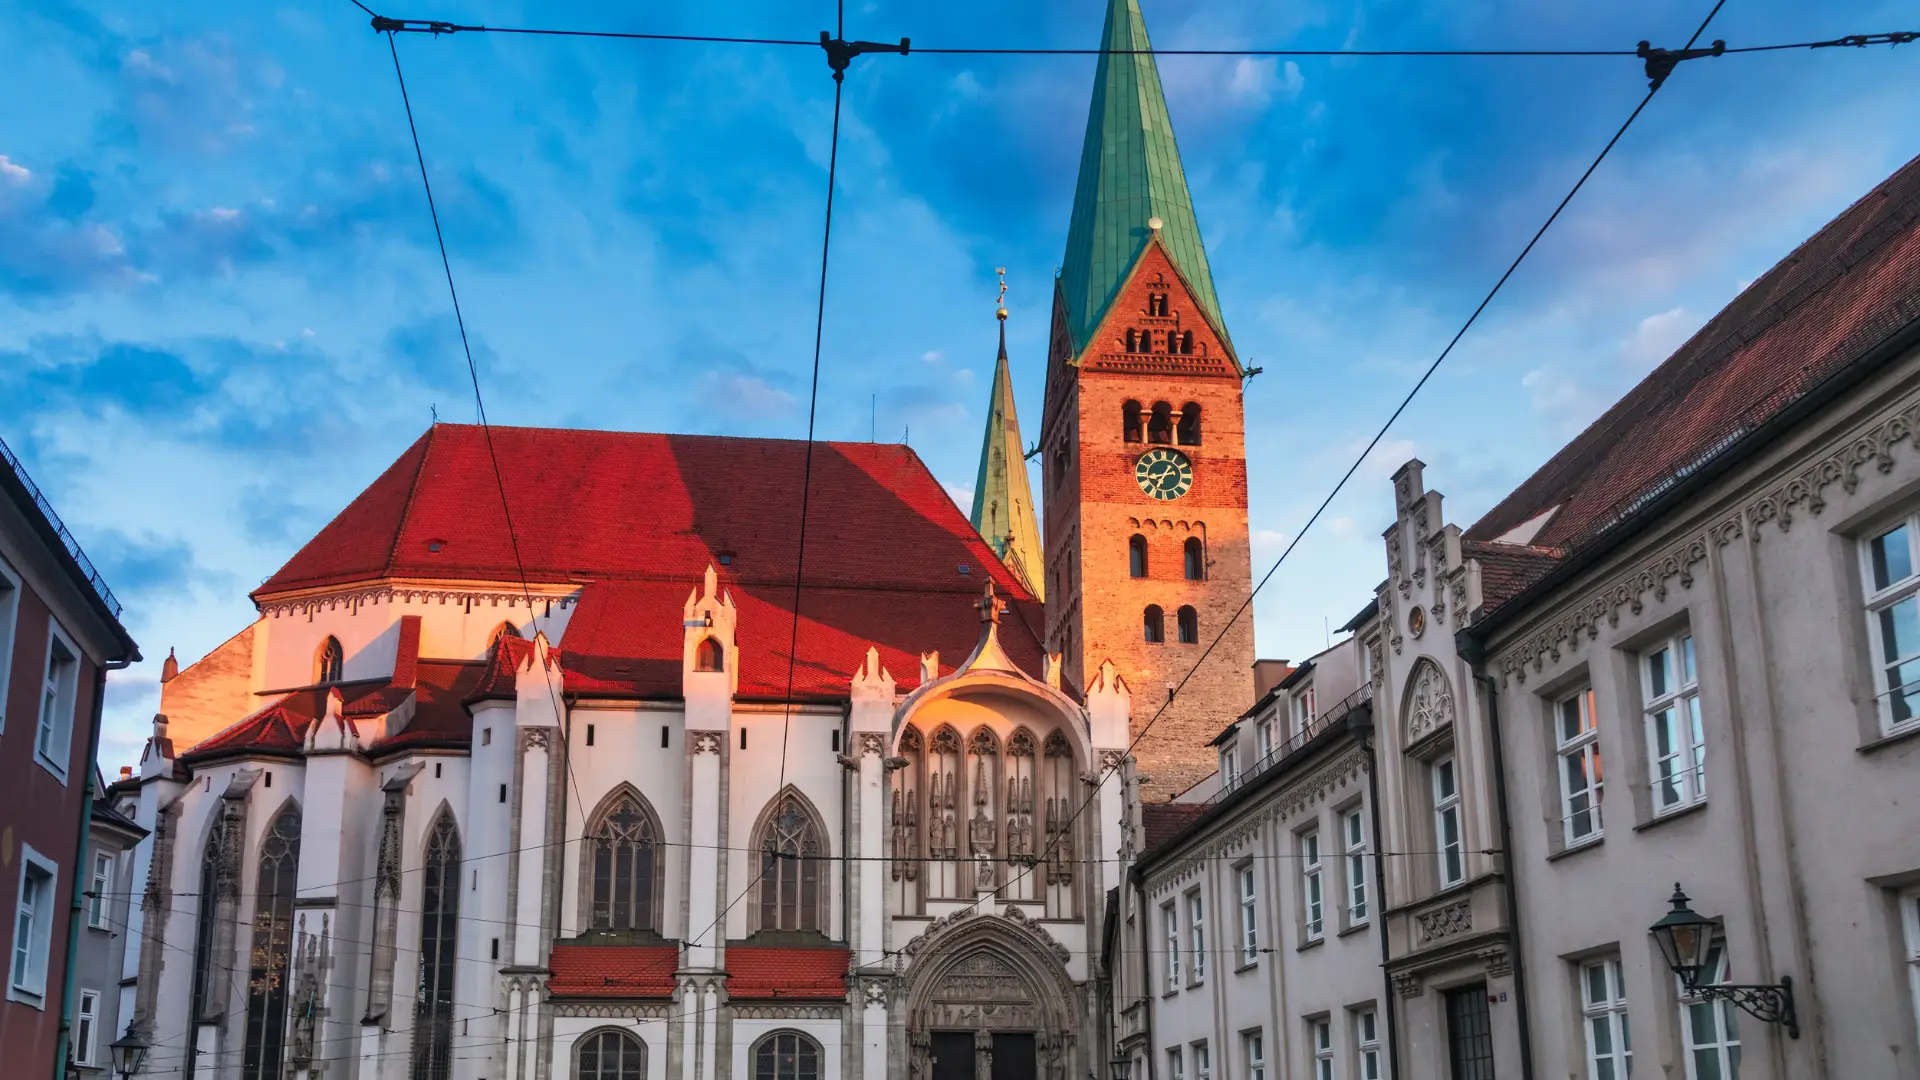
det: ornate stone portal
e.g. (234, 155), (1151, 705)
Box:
(902, 911), (1081, 1080)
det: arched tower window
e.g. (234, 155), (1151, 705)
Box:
(695, 637), (724, 672)
(412, 811), (461, 1080)
(587, 789), (661, 934)
(1184, 537), (1205, 581)
(1179, 329), (1194, 355)
(1147, 402), (1174, 444)
(577, 1030), (647, 1080)
(754, 791), (827, 933)
(241, 804), (302, 1080)
(1144, 606), (1165, 644)
(1177, 402), (1202, 446)
(1177, 606), (1199, 644)
(1128, 535), (1148, 579)
(1124, 328), (1139, 353)
(315, 637), (344, 684)
(753, 1031), (822, 1080)
(1122, 401), (1143, 443)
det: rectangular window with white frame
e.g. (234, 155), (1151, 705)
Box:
(1343, 807), (1369, 925)
(1222, 744), (1240, 790)
(1902, 886), (1920, 1052)
(75, 988), (100, 1065)
(1580, 956), (1632, 1080)
(0, 557), (19, 734)
(1556, 687), (1604, 844)
(1309, 1017), (1333, 1080)
(1238, 863), (1259, 964)
(1244, 1030), (1266, 1080)
(36, 622), (80, 781)
(1643, 632), (1705, 814)
(1164, 900), (1181, 991)
(1300, 828), (1325, 941)
(1187, 890), (1206, 982)
(89, 850), (112, 929)
(1679, 939), (1741, 1080)
(1293, 685), (1317, 737)
(1192, 1042), (1210, 1080)
(9, 845), (58, 1003)
(1861, 517), (1920, 736)
(1256, 711), (1278, 764)
(1354, 1007), (1382, 1080)
(1168, 1046), (1184, 1080)
(1433, 756), (1464, 888)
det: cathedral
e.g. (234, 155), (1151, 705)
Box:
(117, 1), (1256, 1079)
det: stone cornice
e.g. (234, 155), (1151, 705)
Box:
(1146, 745), (1369, 896)
(257, 580), (579, 619)
(1494, 532), (1710, 686)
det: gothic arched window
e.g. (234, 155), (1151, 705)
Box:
(1122, 400), (1143, 443)
(189, 814), (236, 1024)
(488, 622), (522, 651)
(753, 1031), (822, 1080)
(1177, 402), (1202, 446)
(695, 637), (724, 672)
(315, 637), (344, 684)
(587, 789), (661, 934)
(411, 812), (460, 1080)
(1144, 606), (1165, 644)
(1177, 606), (1199, 644)
(755, 792), (826, 933)
(577, 1030), (647, 1080)
(1128, 535), (1148, 579)
(242, 804), (302, 1080)
(1147, 402), (1174, 444)
(1184, 537), (1205, 581)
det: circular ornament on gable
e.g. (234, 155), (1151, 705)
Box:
(1134, 448), (1193, 501)
(1408, 605), (1427, 638)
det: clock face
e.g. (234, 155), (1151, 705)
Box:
(1134, 448), (1194, 501)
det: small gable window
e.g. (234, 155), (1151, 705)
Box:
(1178, 402), (1202, 446)
(1144, 605), (1165, 644)
(316, 637), (344, 684)
(1184, 537), (1205, 581)
(1177, 605), (1199, 644)
(1125, 328), (1140, 353)
(1148, 402), (1174, 445)
(1179, 330), (1194, 355)
(1129, 535), (1148, 579)
(1123, 401), (1144, 444)
(1148, 293), (1169, 318)
(695, 637), (724, 673)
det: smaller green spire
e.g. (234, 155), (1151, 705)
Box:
(971, 285), (1045, 600)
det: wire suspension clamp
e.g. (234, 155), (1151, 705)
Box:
(820, 32), (911, 82)
(1810, 31), (1918, 49)
(371, 15), (467, 35)
(1636, 38), (1724, 89)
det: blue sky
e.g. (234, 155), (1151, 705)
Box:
(3, 0), (1917, 771)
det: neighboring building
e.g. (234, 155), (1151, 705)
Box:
(0, 435), (141, 1080)
(71, 769), (148, 1079)
(1112, 638), (1383, 1080)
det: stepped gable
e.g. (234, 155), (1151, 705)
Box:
(1466, 152), (1920, 584)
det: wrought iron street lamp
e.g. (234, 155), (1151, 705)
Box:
(1649, 883), (1799, 1039)
(1111, 1052), (1134, 1080)
(109, 1024), (149, 1080)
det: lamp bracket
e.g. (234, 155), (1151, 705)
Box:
(1681, 974), (1799, 1039)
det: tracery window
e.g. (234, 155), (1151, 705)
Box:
(753, 1031), (821, 1080)
(189, 819), (231, 1023)
(1123, 400), (1144, 443)
(695, 636), (725, 672)
(242, 804), (301, 1080)
(588, 789), (661, 933)
(315, 637), (344, 684)
(1129, 535), (1148, 578)
(755, 792), (826, 933)
(1177, 403), (1201, 445)
(578, 1030), (647, 1080)
(411, 812), (461, 1080)
(1148, 402), (1174, 444)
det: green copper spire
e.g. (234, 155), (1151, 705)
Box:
(971, 289), (1045, 600)
(1058, 0), (1231, 360)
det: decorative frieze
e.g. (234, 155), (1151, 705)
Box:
(1403, 659), (1455, 745)
(259, 583), (578, 619)
(1746, 397), (1920, 537)
(1392, 971), (1424, 998)
(691, 731), (723, 755)
(1415, 899), (1473, 943)
(552, 1002), (671, 1019)
(1494, 532), (1710, 686)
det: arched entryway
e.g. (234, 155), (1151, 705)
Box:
(902, 910), (1080, 1080)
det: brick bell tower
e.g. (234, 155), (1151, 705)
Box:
(1040, 0), (1255, 798)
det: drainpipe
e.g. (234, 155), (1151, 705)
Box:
(56, 656), (133, 1080)
(1465, 657), (1535, 1080)
(1360, 727), (1401, 1080)
(1131, 864), (1158, 1080)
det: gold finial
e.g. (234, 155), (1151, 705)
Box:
(995, 267), (1008, 320)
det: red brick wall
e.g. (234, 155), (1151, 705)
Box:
(1044, 243), (1256, 797)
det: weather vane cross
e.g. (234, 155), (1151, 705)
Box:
(995, 268), (1008, 314)
(975, 580), (1005, 625)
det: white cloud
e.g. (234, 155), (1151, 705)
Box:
(1620, 306), (1699, 375)
(0, 155), (29, 183)
(702, 371), (796, 418)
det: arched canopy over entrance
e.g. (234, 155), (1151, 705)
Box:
(902, 910), (1081, 1080)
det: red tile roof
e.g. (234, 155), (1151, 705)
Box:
(1464, 540), (1562, 615)
(547, 944), (678, 999)
(1140, 803), (1209, 855)
(1466, 153), (1920, 583)
(181, 658), (486, 761)
(725, 946), (849, 1000)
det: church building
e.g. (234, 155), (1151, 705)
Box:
(115, 2), (1257, 1080)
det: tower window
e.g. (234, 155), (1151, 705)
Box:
(1125, 328), (1139, 353)
(1180, 330), (1194, 355)
(1052, 443), (1069, 491)
(1148, 402), (1174, 445)
(1122, 401), (1144, 443)
(695, 637), (724, 672)
(1144, 606), (1165, 644)
(1129, 535), (1148, 579)
(1149, 293), (1169, 318)
(315, 637), (344, 684)
(1177, 606), (1199, 644)
(1184, 537), (1205, 580)
(1178, 402), (1202, 446)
